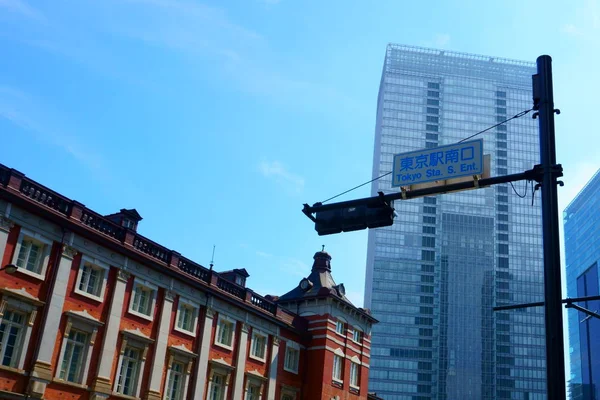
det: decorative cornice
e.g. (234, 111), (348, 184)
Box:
(164, 290), (175, 302)
(0, 216), (13, 232)
(61, 245), (78, 259)
(65, 309), (104, 326)
(0, 287), (45, 307)
(117, 269), (131, 283)
(241, 322), (250, 333)
(205, 308), (216, 319)
(122, 328), (154, 344)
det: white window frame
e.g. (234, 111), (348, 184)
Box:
(244, 376), (264, 400)
(128, 278), (158, 321)
(332, 350), (344, 383)
(283, 341), (300, 374)
(113, 334), (151, 398)
(74, 256), (109, 302)
(55, 311), (101, 385)
(249, 329), (268, 362)
(335, 319), (345, 336)
(174, 297), (199, 337)
(0, 294), (38, 371)
(11, 229), (52, 280)
(207, 366), (231, 400)
(163, 349), (194, 400)
(349, 361), (360, 389)
(214, 315), (236, 350)
(352, 328), (363, 344)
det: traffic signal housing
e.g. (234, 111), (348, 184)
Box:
(313, 201), (395, 236)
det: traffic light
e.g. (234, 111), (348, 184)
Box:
(314, 201), (395, 236)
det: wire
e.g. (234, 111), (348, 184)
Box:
(319, 108), (534, 204)
(320, 171), (392, 204)
(510, 180), (528, 198)
(457, 108), (532, 143)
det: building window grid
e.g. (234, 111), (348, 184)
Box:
(332, 354), (343, 382)
(165, 361), (185, 400)
(59, 329), (88, 383)
(15, 238), (44, 274)
(284, 341), (300, 374)
(215, 316), (235, 349)
(116, 346), (142, 396)
(0, 310), (25, 368)
(250, 331), (267, 361)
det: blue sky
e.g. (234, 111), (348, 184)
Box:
(1, 0), (599, 352)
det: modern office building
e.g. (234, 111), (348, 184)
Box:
(0, 164), (378, 400)
(364, 44), (547, 399)
(564, 169), (600, 400)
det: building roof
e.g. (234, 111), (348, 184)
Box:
(278, 250), (351, 303)
(219, 268), (250, 278)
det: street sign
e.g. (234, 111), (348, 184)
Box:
(392, 139), (483, 187)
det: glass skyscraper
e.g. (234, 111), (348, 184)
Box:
(364, 44), (547, 399)
(564, 169), (600, 400)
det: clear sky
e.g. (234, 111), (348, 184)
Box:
(1, 0), (599, 375)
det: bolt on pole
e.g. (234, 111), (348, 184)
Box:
(534, 55), (567, 400)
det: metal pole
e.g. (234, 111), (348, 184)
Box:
(535, 55), (566, 400)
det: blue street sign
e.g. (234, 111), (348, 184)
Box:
(392, 139), (483, 187)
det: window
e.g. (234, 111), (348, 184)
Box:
(284, 341), (300, 374)
(426, 107), (439, 115)
(427, 90), (439, 98)
(165, 361), (185, 400)
(116, 346), (141, 396)
(353, 329), (362, 343)
(350, 362), (360, 387)
(0, 310), (25, 368)
(129, 279), (157, 320)
(12, 231), (51, 278)
(245, 380), (261, 400)
(209, 373), (226, 400)
(59, 329), (88, 383)
(75, 258), (108, 301)
(332, 354), (343, 381)
(426, 124), (438, 132)
(426, 99), (439, 106)
(281, 394), (295, 400)
(335, 320), (345, 335)
(215, 316), (235, 349)
(250, 330), (267, 361)
(235, 276), (244, 286)
(175, 298), (198, 336)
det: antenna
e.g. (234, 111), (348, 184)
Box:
(322, 244), (325, 252)
(210, 245), (216, 271)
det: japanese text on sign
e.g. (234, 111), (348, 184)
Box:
(392, 139), (483, 187)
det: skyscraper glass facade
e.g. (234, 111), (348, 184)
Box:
(564, 169), (600, 400)
(365, 45), (547, 400)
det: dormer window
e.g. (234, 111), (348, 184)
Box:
(123, 219), (135, 230)
(235, 275), (244, 286)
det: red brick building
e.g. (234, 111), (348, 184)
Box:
(0, 164), (378, 400)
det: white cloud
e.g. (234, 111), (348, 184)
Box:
(421, 33), (451, 49)
(0, 85), (104, 172)
(255, 251), (273, 258)
(259, 160), (305, 194)
(434, 33), (451, 47)
(279, 257), (310, 278)
(561, 0), (599, 42)
(0, 0), (45, 21)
